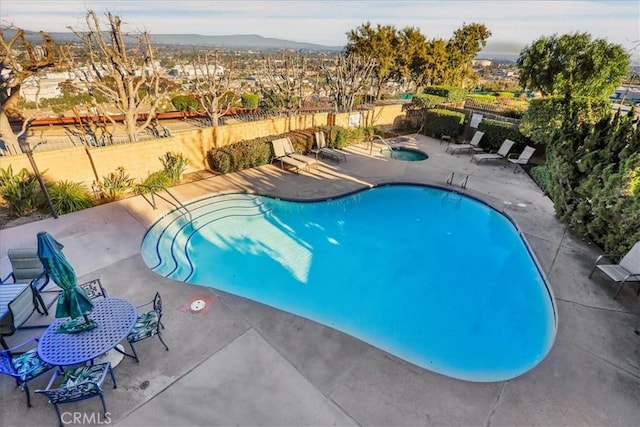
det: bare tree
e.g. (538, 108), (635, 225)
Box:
(322, 54), (377, 113)
(0, 27), (55, 154)
(187, 50), (236, 127)
(64, 10), (166, 142)
(258, 53), (307, 113)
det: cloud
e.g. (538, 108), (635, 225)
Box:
(2, 0), (638, 52)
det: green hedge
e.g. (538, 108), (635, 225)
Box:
(477, 119), (525, 151)
(423, 86), (467, 103)
(467, 94), (497, 103)
(171, 95), (199, 112)
(411, 93), (446, 109)
(529, 165), (551, 194)
(424, 109), (465, 138)
(241, 92), (260, 109)
(206, 126), (378, 174)
(207, 139), (272, 174)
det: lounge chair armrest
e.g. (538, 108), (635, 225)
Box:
(594, 254), (621, 264)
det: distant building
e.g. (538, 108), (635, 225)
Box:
(612, 85), (640, 103)
(21, 71), (75, 102)
(168, 64), (225, 78)
(473, 59), (492, 67)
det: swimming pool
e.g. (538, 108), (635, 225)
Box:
(142, 184), (556, 382)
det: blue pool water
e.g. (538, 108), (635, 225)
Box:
(142, 185), (556, 382)
(381, 147), (428, 161)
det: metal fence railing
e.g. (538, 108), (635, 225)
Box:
(2, 108), (336, 157)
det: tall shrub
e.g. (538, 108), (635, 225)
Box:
(545, 103), (640, 254)
(478, 119), (524, 151)
(423, 86), (467, 103)
(0, 166), (40, 216)
(160, 152), (189, 183)
(423, 109), (465, 138)
(171, 95), (200, 112)
(47, 181), (93, 214)
(241, 92), (260, 109)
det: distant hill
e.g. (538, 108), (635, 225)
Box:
(15, 28), (524, 59)
(150, 33), (343, 51)
(13, 29), (342, 51)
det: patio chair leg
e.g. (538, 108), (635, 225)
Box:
(23, 383), (32, 407)
(613, 281), (626, 299)
(158, 333), (170, 351)
(99, 392), (108, 414)
(51, 402), (63, 427)
(108, 364), (118, 388)
(128, 343), (140, 363)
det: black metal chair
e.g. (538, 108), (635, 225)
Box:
(79, 279), (109, 299)
(36, 362), (117, 427)
(123, 292), (169, 362)
(0, 338), (61, 407)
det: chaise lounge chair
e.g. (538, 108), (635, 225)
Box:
(471, 139), (516, 164)
(270, 138), (311, 174)
(314, 131), (346, 163)
(507, 145), (535, 172)
(446, 131), (484, 154)
(589, 240), (640, 299)
(282, 137), (318, 168)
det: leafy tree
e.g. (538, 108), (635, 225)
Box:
(416, 38), (448, 88)
(446, 23), (491, 88)
(543, 101), (640, 254)
(396, 28), (449, 92)
(346, 22), (399, 100)
(519, 96), (611, 146)
(517, 33), (629, 99)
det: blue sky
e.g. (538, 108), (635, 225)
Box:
(2, 1), (638, 55)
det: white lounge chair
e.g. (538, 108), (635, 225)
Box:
(313, 131), (346, 163)
(589, 240), (640, 299)
(471, 139), (516, 164)
(270, 138), (309, 174)
(507, 145), (535, 172)
(282, 137), (317, 168)
(446, 131), (484, 154)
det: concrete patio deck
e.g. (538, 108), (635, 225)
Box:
(1, 134), (638, 427)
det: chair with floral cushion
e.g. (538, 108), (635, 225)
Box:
(0, 338), (61, 407)
(36, 362), (117, 427)
(79, 279), (109, 299)
(124, 292), (169, 362)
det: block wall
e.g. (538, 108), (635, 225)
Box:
(0, 105), (404, 186)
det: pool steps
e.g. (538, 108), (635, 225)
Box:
(141, 195), (271, 281)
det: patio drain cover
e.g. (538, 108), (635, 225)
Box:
(180, 293), (216, 316)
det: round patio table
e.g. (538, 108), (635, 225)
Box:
(38, 297), (137, 366)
